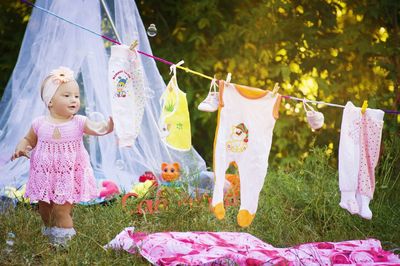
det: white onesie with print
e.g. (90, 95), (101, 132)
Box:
(212, 81), (280, 215)
(108, 45), (146, 147)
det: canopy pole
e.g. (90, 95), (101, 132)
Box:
(100, 0), (122, 43)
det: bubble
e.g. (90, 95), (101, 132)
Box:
(88, 112), (105, 122)
(115, 160), (125, 170)
(87, 112), (108, 134)
(147, 24), (157, 37)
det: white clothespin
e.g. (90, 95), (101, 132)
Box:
(169, 60), (184, 76)
(211, 75), (218, 88)
(225, 73), (232, 83)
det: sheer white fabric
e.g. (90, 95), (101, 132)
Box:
(0, 0), (206, 194)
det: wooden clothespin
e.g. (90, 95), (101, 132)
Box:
(272, 83), (280, 96)
(361, 100), (368, 114)
(129, 40), (138, 51)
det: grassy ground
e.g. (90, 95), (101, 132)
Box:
(1, 142), (399, 265)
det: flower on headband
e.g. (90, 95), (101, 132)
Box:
(49, 66), (75, 85)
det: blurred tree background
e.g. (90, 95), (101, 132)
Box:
(0, 1), (30, 94)
(1, 0), (399, 168)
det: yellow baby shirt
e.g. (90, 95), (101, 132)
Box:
(159, 74), (191, 151)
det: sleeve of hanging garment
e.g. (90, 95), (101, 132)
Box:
(108, 44), (145, 147)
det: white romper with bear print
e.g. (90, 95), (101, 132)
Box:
(212, 81), (281, 227)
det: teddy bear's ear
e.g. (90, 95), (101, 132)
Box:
(173, 162), (180, 171)
(161, 162), (168, 170)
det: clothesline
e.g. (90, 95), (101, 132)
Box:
(283, 95), (400, 114)
(282, 95), (345, 108)
(103, 37), (215, 81)
(23, 0), (400, 115)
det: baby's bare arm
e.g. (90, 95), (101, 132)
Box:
(11, 127), (37, 160)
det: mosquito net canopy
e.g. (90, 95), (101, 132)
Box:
(0, 0), (206, 194)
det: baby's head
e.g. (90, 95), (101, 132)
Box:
(41, 66), (80, 116)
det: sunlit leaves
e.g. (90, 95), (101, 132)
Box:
(374, 27), (389, 42)
(298, 76), (318, 98)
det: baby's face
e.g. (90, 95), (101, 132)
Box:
(50, 81), (80, 118)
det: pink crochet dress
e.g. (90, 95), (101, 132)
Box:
(25, 115), (98, 204)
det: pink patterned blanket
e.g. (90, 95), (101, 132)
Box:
(105, 227), (400, 265)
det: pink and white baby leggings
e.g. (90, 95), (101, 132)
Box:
(339, 101), (384, 219)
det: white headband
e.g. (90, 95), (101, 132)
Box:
(41, 66), (75, 107)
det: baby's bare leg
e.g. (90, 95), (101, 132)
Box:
(38, 201), (52, 226)
(51, 203), (74, 228)
(48, 203), (75, 246)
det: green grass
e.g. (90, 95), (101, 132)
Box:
(1, 142), (399, 265)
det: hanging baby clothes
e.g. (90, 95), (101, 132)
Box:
(198, 78), (219, 112)
(212, 81), (281, 227)
(338, 101), (384, 220)
(159, 63), (191, 151)
(108, 44), (146, 147)
(303, 99), (324, 131)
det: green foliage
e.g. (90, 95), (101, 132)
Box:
(1, 143), (399, 264)
(0, 2), (31, 95)
(375, 135), (400, 206)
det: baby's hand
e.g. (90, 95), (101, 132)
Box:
(11, 146), (32, 161)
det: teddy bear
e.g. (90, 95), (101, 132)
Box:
(156, 162), (182, 203)
(226, 123), (249, 153)
(121, 163), (181, 215)
(131, 162), (181, 199)
(160, 162), (181, 184)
